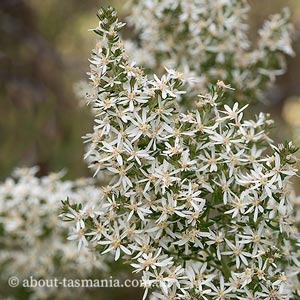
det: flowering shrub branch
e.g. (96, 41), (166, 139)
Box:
(62, 7), (300, 300)
(125, 0), (295, 104)
(0, 167), (107, 300)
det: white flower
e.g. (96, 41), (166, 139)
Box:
(151, 74), (176, 99)
(131, 249), (173, 272)
(68, 228), (89, 251)
(98, 226), (132, 261)
(222, 237), (252, 269)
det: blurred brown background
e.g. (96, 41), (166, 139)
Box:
(0, 0), (300, 180)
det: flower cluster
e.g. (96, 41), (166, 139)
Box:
(62, 7), (300, 300)
(0, 167), (107, 300)
(125, 0), (294, 104)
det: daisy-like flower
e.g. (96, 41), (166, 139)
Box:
(151, 74), (176, 99)
(98, 225), (132, 261)
(131, 249), (173, 272)
(208, 276), (233, 300)
(68, 228), (89, 251)
(222, 237), (252, 269)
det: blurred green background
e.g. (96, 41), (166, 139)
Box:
(0, 0), (300, 180)
(0, 0), (121, 180)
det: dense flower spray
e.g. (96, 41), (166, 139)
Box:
(62, 7), (300, 300)
(124, 0), (294, 104)
(0, 167), (107, 300)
